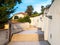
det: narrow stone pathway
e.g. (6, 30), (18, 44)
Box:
(8, 41), (49, 45)
(11, 30), (44, 42)
(8, 30), (49, 45)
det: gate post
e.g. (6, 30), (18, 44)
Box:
(9, 21), (12, 42)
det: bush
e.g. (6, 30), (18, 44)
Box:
(0, 24), (4, 29)
(31, 14), (39, 17)
(0, 15), (9, 29)
(18, 16), (31, 23)
(18, 18), (24, 23)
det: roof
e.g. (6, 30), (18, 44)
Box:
(13, 12), (27, 17)
(16, 12), (27, 15)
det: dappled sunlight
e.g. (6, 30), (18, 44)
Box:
(11, 34), (39, 42)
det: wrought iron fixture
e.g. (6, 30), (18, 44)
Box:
(46, 15), (52, 19)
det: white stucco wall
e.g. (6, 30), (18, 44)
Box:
(12, 14), (24, 20)
(42, 15), (49, 40)
(47, 0), (60, 45)
(11, 22), (30, 34)
(43, 8), (51, 40)
(30, 15), (43, 29)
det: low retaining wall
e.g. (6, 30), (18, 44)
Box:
(11, 22), (30, 34)
(0, 29), (9, 45)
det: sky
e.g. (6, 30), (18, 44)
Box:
(11, 0), (52, 16)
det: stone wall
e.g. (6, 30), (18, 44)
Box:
(11, 22), (30, 34)
(0, 29), (9, 45)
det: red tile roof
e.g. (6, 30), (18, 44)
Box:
(17, 12), (27, 15)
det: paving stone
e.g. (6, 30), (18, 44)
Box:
(8, 41), (49, 45)
(8, 30), (45, 45)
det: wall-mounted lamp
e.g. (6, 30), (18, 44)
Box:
(50, 33), (52, 39)
(46, 15), (52, 19)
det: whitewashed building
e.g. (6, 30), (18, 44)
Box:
(30, 15), (43, 30)
(43, 0), (60, 45)
(12, 12), (27, 20)
(42, 6), (51, 40)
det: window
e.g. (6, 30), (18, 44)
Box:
(14, 16), (19, 19)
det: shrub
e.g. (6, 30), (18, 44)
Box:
(0, 24), (4, 29)
(31, 14), (39, 17)
(0, 24), (6, 29)
(18, 16), (31, 23)
(18, 17), (24, 23)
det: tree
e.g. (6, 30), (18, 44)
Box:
(45, 0), (54, 9)
(51, 0), (54, 4)
(41, 6), (45, 14)
(46, 4), (51, 9)
(25, 5), (34, 16)
(0, 0), (21, 29)
(33, 11), (38, 14)
(30, 11), (39, 17)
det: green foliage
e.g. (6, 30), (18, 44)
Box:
(14, 16), (19, 19)
(51, 0), (54, 4)
(31, 14), (39, 17)
(45, 0), (54, 9)
(0, 24), (4, 29)
(30, 11), (39, 17)
(33, 11), (38, 14)
(18, 17), (24, 23)
(39, 6), (45, 15)
(18, 16), (31, 23)
(25, 5), (34, 16)
(46, 4), (51, 9)
(0, 0), (21, 29)
(41, 6), (45, 14)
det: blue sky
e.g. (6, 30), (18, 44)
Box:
(11, 0), (52, 16)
